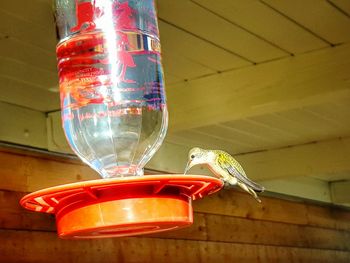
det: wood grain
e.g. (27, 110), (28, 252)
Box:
(192, 0), (328, 54)
(158, 0), (288, 62)
(167, 43), (350, 132)
(1, 230), (350, 263)
(1, 149), (350, 262)
(1, 189), (350, 250)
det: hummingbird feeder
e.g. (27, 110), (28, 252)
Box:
(20, 0), (223, 239)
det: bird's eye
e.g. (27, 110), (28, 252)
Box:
(190, 154), (195, 159)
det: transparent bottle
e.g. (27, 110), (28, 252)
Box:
(55, 0), (168, 178)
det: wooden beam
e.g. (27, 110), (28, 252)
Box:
(167, 43), (350, 132)
(331, 181), (350, 205)
(259, 177), (331, 203)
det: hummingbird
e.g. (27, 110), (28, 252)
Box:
(184, 147), (265, 202)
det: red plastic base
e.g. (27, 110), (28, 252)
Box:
(20, 175), (223, 239)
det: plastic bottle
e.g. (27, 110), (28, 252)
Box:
(55, 0), (168, 178)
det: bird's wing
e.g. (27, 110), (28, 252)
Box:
(217, 153), (265, 192)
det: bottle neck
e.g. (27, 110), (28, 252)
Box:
(102, 165), (144, 178)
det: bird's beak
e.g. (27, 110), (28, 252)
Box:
(184, 160), (193, 175)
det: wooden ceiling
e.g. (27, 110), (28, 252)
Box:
(0, 0), (350, 205)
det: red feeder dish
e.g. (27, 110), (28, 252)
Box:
(20, 175), (223, 239)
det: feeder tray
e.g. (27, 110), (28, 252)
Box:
(20, 174), (223, 239)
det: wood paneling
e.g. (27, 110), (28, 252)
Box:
(162, 50), (214, 80)
(1, 230), (350, 263)
(0, 149), (350, 262)
(260, 177), (332, 203)
(0, 77), (59, 112)
(330, 181), (350, 205)
(0, 0), (349, 225)
(0, 103), (47, 149)
(169, 130), (255, 154)
(236, 137), (350, 181)
(167, 43), (350, 132)
(0, 0), (54, 29)
(1, 190), (350, 251)
(0, 9), (56, 52)
(159, 21), (251, 72)
(0, 150), (99, 192)
(263, 0), (350, 44)
(0, 58), (58, 90)
(0, 37), (56, 72)
(330, 0), (350, 15)
(1, 149), (350, 230)
(158, 0), (288, 62)
(192, 0), (328, 54)
(195, 190), (350, 231)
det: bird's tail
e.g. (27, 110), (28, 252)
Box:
(239, 176), (265, 192)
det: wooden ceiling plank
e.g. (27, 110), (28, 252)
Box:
(244, 117), (299, 139)
(0, 37), (56, 72)
(301, 108), (350, 132)
(192, 129), (255, 148)
(0, 9), (56, 52)
(252, 109), (346, 143)
(249, 113), (307, 138)
(159, 21), (251, 71)
(277, 109), (350, 141)
(306, 102), (350, 130)
(263, 0), (350, 44)
(261, 177), (332, 203)
(192, 0), (328, 54)
(310, 172), (350, 182)
(167, 43), (350, 132)
(222, 117), (307, 152)
(164, 72), (182, 85)
(237, 137), (350, 181)
(331, 181), (350, 205)
(329, 0), (350, 15)
(216, 123), (276, 144)
(157, 0), (288, 62)
(0, 102), (47, 149)
(162, 50), (214, 80)
(0, 76), (59, 112)
(194, 124), (272, 149)
(0, 0), (54, 29)
(0, 57), (58, 90)
(173, 130), (254, 153)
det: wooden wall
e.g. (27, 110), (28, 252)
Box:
(0, 147), (350, 262)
